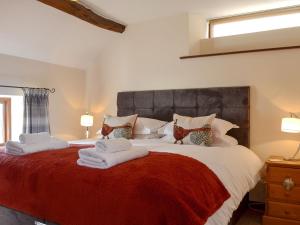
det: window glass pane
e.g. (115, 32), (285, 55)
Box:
(211, 12), (300, 38)
(0, 96), (22, 142)
(0, 103), (4, 144)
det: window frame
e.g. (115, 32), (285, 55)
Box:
(208, 6), (300, 38)
(0, 98), (11, 145)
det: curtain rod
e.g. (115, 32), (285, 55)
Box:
(0, 85), (55, 93)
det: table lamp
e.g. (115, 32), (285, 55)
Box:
(81, 113), (93, 139)
(281, 113), (300, 161)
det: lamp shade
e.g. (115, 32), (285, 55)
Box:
(81, 114), (93, 127)
(281, 117), (300, 133)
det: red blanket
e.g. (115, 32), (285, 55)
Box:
(0, 147), (230, 225)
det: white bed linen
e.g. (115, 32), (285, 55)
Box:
(69, 138), (263, 225)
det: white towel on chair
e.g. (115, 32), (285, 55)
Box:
(5, 138), (69, 155)
(77, 147), (149, 169)
(19, 132), (51, 144)
(95, 138), (132, 153)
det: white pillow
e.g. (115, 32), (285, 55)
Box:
(212, 118), (239, 137)
(157, 121), (174, 135)
(160, 134), (175, 143)
(134, 117), (168, 134)
(211, 135), (238, 147)
(134, 134), (165, 139)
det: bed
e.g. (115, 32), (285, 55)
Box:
(0, 86), (262, 225)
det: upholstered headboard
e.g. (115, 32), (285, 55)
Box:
(117, 86), (250, 147)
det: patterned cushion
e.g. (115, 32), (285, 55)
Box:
(173, 122), (213, 146)
(101, 123), (133, 139)
(189, 125), (213, 145)
(101, 114), (137, 139)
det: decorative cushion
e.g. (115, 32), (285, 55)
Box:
(173, 113), (216, 129)
(101, 114), (137, 139)
(173, 113), (215, 146)
(173, 121), (213, 146)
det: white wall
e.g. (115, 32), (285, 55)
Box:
(86, 14), (300, 161)
(0, 53), (87, 140)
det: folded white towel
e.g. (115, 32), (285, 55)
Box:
(5, 138), (69, 155)
(95, 138), (132, 153)
(19, 132), (51, 144)
(77, 147), (149, 169)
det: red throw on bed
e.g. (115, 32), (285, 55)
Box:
(0, 147), (230, 225)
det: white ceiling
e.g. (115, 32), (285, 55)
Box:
(1, 0), (300, 70)
(84, 0), (300, 24)
(0, 0), (120, 70)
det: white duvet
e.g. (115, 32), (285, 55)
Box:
(70, 138), (263, 225)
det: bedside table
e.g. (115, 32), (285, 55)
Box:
(263, 157), (300, 225)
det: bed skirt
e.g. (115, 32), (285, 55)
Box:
(0, 194), (249, 225)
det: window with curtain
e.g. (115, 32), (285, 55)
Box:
(23, 88), (50, 134)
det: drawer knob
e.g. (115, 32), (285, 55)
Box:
(283, 177), (295, 191)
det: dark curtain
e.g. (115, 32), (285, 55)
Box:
(22, 88), (50, 134)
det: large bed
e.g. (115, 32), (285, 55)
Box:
(0, 86), (263, 225)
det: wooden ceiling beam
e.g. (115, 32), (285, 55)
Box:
(37, 0), (126, 33)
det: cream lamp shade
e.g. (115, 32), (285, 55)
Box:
(281, 117), (300, 133)
(81, 114), (93, 127)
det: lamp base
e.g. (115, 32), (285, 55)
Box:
(284, 144), (300, 161)
(285, 144), (300, 161)
(85, 127), (89, 139)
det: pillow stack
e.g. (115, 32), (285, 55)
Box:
(158, 114), (239, 146)
(99, 115), (167, 140)
(98, 113), (239, 146)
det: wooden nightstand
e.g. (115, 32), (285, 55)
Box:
(263, 157), (300, 225)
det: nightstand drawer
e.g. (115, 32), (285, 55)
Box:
(269, 184), (300, 203)
(267, 167), (300, 185)
(263, 216), (300, 225)
(268, 201), (300, 220)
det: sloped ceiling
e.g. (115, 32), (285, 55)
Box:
(0, 0), (120, 70)
(1, 0), (300, 70)
(85, 0), (300, 24)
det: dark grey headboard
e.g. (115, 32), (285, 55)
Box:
(117, 86), (250, 147)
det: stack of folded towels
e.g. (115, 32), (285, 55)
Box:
(77, 138), (149, 169)
(5, 132), (69, 155)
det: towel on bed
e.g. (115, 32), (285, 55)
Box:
(95, 138), (132, 153)
(77, 147), (149, 169)
(5, 138), (69, 155)
(19, 132), (51, 144)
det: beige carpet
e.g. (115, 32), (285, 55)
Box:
(236, 210), (262, 225)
